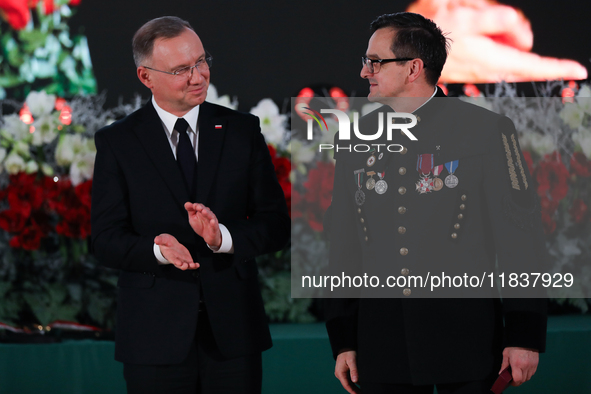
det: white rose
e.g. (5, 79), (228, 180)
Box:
(25, 91), (56, 117)
(206, 84), (238, 110)
(4, 151), (26, 174)
(250, 99), (287, 146)
(1, 114), (31, 142)
(31, 114), (59, 146)
(70, 151), (95, 186)
(560, 102), (586, 129)
(25, 160), (39, 174)
(290, 139), (315, 165)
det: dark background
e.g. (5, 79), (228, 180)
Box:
(70, 0), (591, 111)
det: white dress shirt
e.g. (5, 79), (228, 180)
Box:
(151, 97), (234, 265)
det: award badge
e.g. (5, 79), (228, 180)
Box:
(444, 160), (459, 188)
(415, 154), (434, 194)
(375, 171), (388, 194)
(366, 171), (376, 190)
(354, 169), (366, 206)
(367, 154), (376, 167)
(432, 164), (444, 191)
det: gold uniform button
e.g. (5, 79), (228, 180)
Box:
(403, 288), (411, 296)
(454, 223), (460, 230)
(401, 147), (408, 155)
(416, 115), (421, 122)
(360, 218), (365, 223)
(399, 167), (406, 175)
(400, 248), (409, 256)
(457, 213), (464, 220)
(451, 233), (458, 239)
(401, 268), (409, 275)
(363, 227), (367, 232)
(459, 204), (466, 210)
(398, 206), (407, 214)
(461, 195), (467, 201)
(398, 226), (406, 234)
(357, 208), (361, 214)
(398, 186), (406, 195)
(365, 236), (369, 242)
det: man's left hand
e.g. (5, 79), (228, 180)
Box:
(185, 202), (222, 249)
(499, 347), (539, 386)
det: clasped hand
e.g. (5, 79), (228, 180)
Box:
(153, 202), (222, 270)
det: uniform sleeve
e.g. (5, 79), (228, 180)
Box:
(482, 115), (548, 352)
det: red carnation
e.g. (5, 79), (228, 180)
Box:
(534, 152), (569, 203)
(569, 199), (589, 224)
(273, 157), (291, 183)
(0, 209), (27, 233)
(0, 0), (30, 30)
(303, 161), (335, 231)
(570, 152), (591, 178)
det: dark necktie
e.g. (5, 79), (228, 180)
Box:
(175, 118), (197, 195)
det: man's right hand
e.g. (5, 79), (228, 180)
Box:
(335, 350), (360, 394)
(154, 234), (199, 270)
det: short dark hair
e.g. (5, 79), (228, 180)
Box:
(370, 12), (449, 86)
(132, 16), (194, 67)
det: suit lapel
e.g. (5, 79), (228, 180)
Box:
(196, 102), (227, 203)
(133, 101), (191, 208)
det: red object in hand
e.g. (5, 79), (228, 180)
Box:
(491, 367), (513, 394)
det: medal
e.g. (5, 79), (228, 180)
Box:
(375, 171), (388, 194)
(366, 171), (376, 190)
(367, 154), (376, 167)
(354, 169), (366, 205)
(378, 152), (384, 160)
(433, 164), (444, 191)
(416, 154), (434, 194)
(444, 160), (459, 188)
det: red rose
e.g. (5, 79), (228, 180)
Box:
(522, 151), (535, 178)
(569, 198), (589, 224)
(0, 209), (27, 233)
(0, 0), (30, 30)
(267, 144), (277, 159)
(304, 161), (334, 211)
(75, 180), (92, 209)
(43, 0), (54, 14)
(11, 223), (44, 250)
(570, 152), (591, 178)
(273, 157), (291, 183)
(535, 152), (569, 203)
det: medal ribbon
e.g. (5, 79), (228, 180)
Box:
(416, 154), (434, 175)
(355, 172), (364, 188)
(444, 160), (458, 174)
(433, 164), (443, 177)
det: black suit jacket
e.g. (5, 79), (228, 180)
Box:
(325, 91), (548, 385)
(91, 100), (290, 365)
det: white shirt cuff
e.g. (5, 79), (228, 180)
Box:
(208, 223), (234, 253)
(154, 243), (171, 265)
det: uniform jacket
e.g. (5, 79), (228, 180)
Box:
(91, 100), (290, 365)
(325, 90), (548, 385)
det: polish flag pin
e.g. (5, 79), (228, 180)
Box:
(215, 125), (222, 129)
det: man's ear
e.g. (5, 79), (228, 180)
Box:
(137, 67), (153, 89)
(407, 58), (425, 84)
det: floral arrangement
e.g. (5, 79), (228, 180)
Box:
(0, 0), (95, 100)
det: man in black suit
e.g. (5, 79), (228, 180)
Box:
(324, 12), (547, 394)
(91, 16), (290, 393)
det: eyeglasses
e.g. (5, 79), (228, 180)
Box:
(144, 54), (213, 78)
(361, 56), (415, 74)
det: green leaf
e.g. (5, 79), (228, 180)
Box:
(0, 74), (23, 88)
(18, 30), (48, 54)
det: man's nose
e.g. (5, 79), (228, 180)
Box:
(189, 66), (204, 83)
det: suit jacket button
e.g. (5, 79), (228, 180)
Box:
(401, 147), (408, 155)
(357, 208), (362, 214)
(398, 226), (406, 234)
(401, 268), (409, 275)
(454, 223), (460, 230)
(403, 288), (411, 296)
(360, 218), (365, 223)
(399, 167), (407, 175)
(461, 194), (468, 201)
(400, 248), (409, 256)
(398, 186), (406, 195)
(451, 233), (458, 239)
(398, 206), (407, 214)
(459, 204), (466, 210)
(457, 213), (464, 220)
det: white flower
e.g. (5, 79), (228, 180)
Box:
(41, 163), (54, 176)
(519, 132), (556, 156)
(577, 95), (591, 115)
(250, 99), (287, 146)
(25, 160), (39, 174)
(31, 114), (59, 146)
(560, 102), (586, 129)
(4, 151), (26, 174)
(577, 84), (591, 98)
(206, 84), (238, 110)
(55, 134), (92, 166)
(1, 114), (31, 142)
(0, 147), (6, 173)
(290, 139), (315, 165)
(70, 152), (95, 186)
(25, 91), (56, 117)
(573, 128), (591, 158)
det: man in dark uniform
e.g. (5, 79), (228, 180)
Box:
(324, 12), (547, 394)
